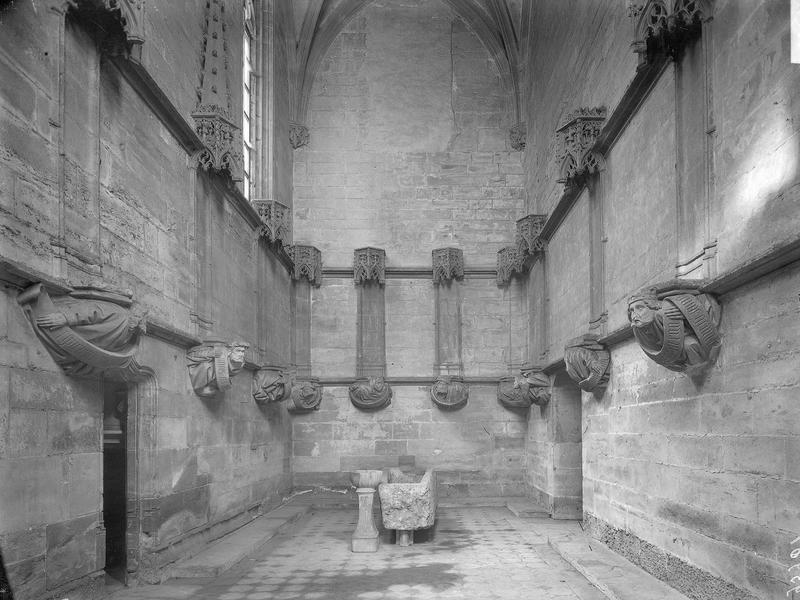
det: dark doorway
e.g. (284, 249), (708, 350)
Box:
(103, 382), (128, 585)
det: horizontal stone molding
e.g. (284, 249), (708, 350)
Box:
(322, 266), (498, 280)
(313, 375), (518, 386)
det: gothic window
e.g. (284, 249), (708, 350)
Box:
(242, 0), (256, 200)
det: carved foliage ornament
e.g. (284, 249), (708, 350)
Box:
(289, 378), (323, 412)
(516, 214), (547, 257)
(627, 283), (721, 373)
(70, 0), (145, 58)
(509, 122), (526, 151)
(252, 366), (292, 404)
(187, 340), (249, 398)
(496, 246), (525, 286)
(555, 108), (606, 187)
(289, 122), (310, 149)
(430, 376), (469, 410)
(630, 0), (705, 63)
(497, 365), (551, 410)
(564, 336), (610, 393)
(287, 245), (322, 286)
(354, 247), (386, 285)
(349, 376), (392, 410)
(432, 248), (464, 284)
(253, 200), (291, 245)
(18, 283), (147, 381)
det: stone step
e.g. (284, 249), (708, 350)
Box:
(549, 539), (691, 600)
(169, 505), (310, 579)
(506, 498), (550, 518)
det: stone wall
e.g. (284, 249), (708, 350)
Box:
(0, 1), (293, 598)
(523, 1), (800, 598)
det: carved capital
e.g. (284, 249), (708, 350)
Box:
(289, 122), (310, 149)
(509, 122), (526, 151)
(186, 340), (249, 398)
(430, 376), (469, 410)
(252, 366), (292, 404)
(354, 247), (386, 285)
(497, 364), (551, 410)
(253, 200), (291, 245)
(193, 109), (244, 182)
(627, 280), (721, 374)
(349, 376), (392, 410)
(286, 245), (322, 286)
(564, 334), (610, 393)
(288, 378), (323, 413)
(554, 108), (606, 187)
(515, 214), (547, 256)
(496, 246), (524, 286)
(632, 0), (706, 64)
(69, 0), (145, 58)
(432, 247), (464, 284)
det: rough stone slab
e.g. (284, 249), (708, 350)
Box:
(506, 498), (550, 518)
(550, 539), (691, 600)
(169, 506), (310, 579)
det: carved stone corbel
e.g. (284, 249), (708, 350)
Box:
(289, 122), (310, 149)
(629, 0), (706, 65)
(187, 340), (249, 398)
(253, 200), (291, 245)
(430, 376), (469, 410)
(627, 281), (721, 374)
(287, 245), (322, 286)
(496, 246), (524, 286)
(564, 335), (610, 393)
(69, 0), (146, 58)
(509, 122), (526, 151)
(252, 366), (292, 404)
(17, 283), (148, 381)
(349, 376), (392, 411)
(497, 364), (551, 410)
(288, 378), (323, 413)
(554, 108), (606, 188)
(515, 214), (547, 257)
(432, 248), (464, 284)
(354, 247), (386, 285)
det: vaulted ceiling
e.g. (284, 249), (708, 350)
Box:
(286, 0), (528, 125)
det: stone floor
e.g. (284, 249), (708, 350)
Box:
(104, 505), (610, 600)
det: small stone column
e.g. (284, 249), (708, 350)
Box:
(432, 248), (464, 377)
(351, 470), (382, 553)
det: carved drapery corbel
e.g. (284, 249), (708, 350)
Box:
(253, 200), (291, 245)
(627, 282), (721, 373)
(515, 214), (547, 257)
(17, 283), (148, 381)
(354, 247), (386, 285)
(564, 335), (610, 393)
(509, 122), (526, 151)
(430, 376), (469, 410)
(287, 245), (322, 286)
(497, 365), (551, 410)
(192, 0), (243, 182)
(432, 248), (464, 284)
(69, 0), (145, 58)
(289, 122), (310, 149)
(288, 378), (323, 413)
(187, 340), (249, 398)
(349, 376), (392, 411)
(496, 246), (524, 286)
(554, 108), (606, 188)
(629, 0), (706, 64)
(252, 366), (292, 404)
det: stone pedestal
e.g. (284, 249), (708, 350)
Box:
(351, 488), (380, 552)
(397, 529), (413, 547)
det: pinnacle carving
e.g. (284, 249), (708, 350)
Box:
(630, 0), (705, 63)
(253, 200), (291, 245)
(354, 247), (386, 285)
(287, 245), (322, 286)
(554, 108), (606, 187)
(432, 248), (464, 284)
(509, 122), (526, 151)
(192, 0), (243, 182)
(515, 214), (547, 256)
(564, 335), (610, 393)
(289, 122), (310, 149)
(496, 246), (524, 286)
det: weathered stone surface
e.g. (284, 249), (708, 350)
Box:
(378, 469), (437, 533)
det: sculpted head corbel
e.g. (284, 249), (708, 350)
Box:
(187, 340), (250, 398)
(497, 364), (551, 410)
(564, 335), (610, 393)
(252, 366), (292, 404)
(349, 376), (392, 410)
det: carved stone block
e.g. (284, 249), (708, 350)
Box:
(629, 0), (705, 64)
(432, 248), (464, 284)
(496, 246), (524, 286)
(288, 378), (323, 413)
(429, 376), (468, 410)
(289, 122), (310, 149)
(564, 335), (610, 393)
(627, 281), (721, 374)
(349, 376), (392, 411)
(69, 0), (145, 58)
(354, 247), (386, 285)
(252, 366), (292, 404)
(554, 108), (606, 187)
(253, 200), (291, 245)
(509, 122), (526, 151)
(17, 283), (147, 381)
(497, 365), (551, 410)
(286, 245), (322, 286)
(187, 340), (249, 398)
(515, 214), (547, 256)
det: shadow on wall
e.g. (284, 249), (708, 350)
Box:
(0, 547), (13, 600)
